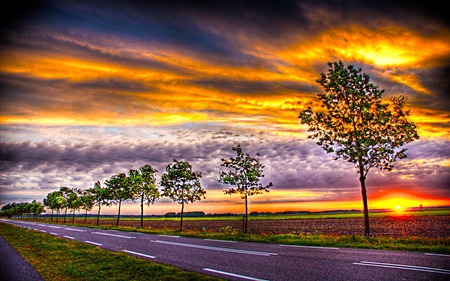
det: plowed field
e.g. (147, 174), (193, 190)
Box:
(88, 215), (449, 238)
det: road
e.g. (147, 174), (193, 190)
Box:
(2, 219), (449, 281)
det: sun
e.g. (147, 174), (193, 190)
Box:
(395, 205), (402, 211)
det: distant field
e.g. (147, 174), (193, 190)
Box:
(65, 208), (449, 221)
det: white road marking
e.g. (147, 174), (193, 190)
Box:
(151, 240), (277, 256)
(123, 250), (156, 259)
(353, 261), (450, 275)
(204, 239), (237, 243)
(279, 244), (339, 250)
(47, 225), (62, 229)
(203, 268), (269, 281)
(64, 228), (85, 232)
(158, 235), (180, 238)
(92, 232), (136, 239)
(33, 228), (38, 231)
(40, 230), (47, 233)
(425, 253), (450, 257)
(85, 241), (103, 246)
(64, 235), (75, 239)
(50, 232), (58, 235)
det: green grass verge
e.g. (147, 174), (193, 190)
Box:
(0, 222), (221, 281)
(47, 220), (450, 255)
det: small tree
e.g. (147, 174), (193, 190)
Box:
(105, 173), (132, 227)
(46, 190), (65, 222)
(59, 187), (72, 223)
(31, 200), (44, 220)
(129, 164), (160, 228)
(218, 145), (273, 234)
(89, 181), (110, 226)
(299, 60), (419, 238)
(77, 188), (95, 224)
(160, 160), (205, 231)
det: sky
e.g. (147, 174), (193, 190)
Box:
(0, 0), (449, 215)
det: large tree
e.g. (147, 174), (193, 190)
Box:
(218, 145), (273, 234)
(128, 164), (160, 228)
(160, 160), (205, 231)
(299, 61), (419, 238)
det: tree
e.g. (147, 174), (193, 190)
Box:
(45, 190), (65, 222)
(65, 188), (81, 223)
(77, 188), (95, 224)
(129, 164), (160, 228)
(299, 60), (419, 238)
(89, 181), (110, 226)
(218, 145), (273, 233)
(105, 173), (132, 227)
(160, 160), (205, 231)
(31, 200), (45, 220)
(59, 187), (72, 223)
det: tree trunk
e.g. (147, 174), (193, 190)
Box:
(244, 193), (248, 234)
(51, 209), (54, 222)
(56, 210), (59, 222)
(140, 194), (144, 228)
(180, 202), (184, 231)
(116, 199), (122, 227)
(72, 210), (75, 223)
(64, 207), (67, 223)
(96, 205), (101, 226)
(359, 162), (370, 238)
(84, 209), (88, 224)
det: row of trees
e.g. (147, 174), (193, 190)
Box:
(0, 200), (44, 220)
(15, 145), (271, 232)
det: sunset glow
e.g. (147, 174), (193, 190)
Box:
(0, 1), (449, 215)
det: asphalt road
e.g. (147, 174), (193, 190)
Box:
(2, 219), (449, 281)
(0, 234), (44, 281)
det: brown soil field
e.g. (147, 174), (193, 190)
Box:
(84, 215), (450, 238)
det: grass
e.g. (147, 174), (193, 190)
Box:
(31, 218), (450, 255)
(0, 222), (221, 281)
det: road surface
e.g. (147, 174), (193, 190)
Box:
(1, 219), (449, 281)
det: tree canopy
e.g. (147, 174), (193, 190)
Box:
(219, 145), (272, 233)
(299, 60), (419, 237)
(160, 160), (205, 231)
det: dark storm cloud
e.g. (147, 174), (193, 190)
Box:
(2, 133), (447, 199)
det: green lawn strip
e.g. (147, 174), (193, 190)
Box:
(0, 222), (221, 281)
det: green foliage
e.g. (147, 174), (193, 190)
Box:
(88, 181), (111, 226)
(128, 164), (160, 228)
(105, 173), (133, 227)
(218, 145), (272, 233)
(161, 160), (205, 204)
(299, 61), (419, 173)
(161, 159), (205, 230)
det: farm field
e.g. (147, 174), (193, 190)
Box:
(44, 209), (450, 239)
